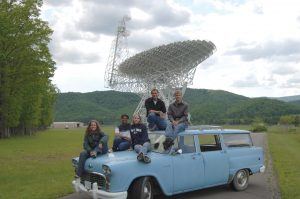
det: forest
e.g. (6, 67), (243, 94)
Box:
(0, 0), (57, 138)
(54, 88), (300, 125)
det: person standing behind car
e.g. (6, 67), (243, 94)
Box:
(76, 120), (108, 177)
(112, 114), (131, 152)
(145, 88), (167, 131)
(130, 114), (151, 163)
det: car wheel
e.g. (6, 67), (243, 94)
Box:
(231, 169), (249, 191)
(128, 177), (153, 199)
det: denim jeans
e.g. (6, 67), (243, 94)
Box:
(112, 137), (131, 152)
(165, 120), (187, 140)
(134, 142), (151, 155)
(76, 144), (108, 177)
(147, 112), (167, 130)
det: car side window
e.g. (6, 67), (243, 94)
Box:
(198, 134), (222, 152)
(177, 135), (196, 153)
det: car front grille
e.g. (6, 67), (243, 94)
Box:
(80, 172), (107, 190)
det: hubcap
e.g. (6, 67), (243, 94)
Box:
(143, 181), (152, 199)
(237, 170), (247, 187)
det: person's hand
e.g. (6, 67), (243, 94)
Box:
(90, 151), (96, 156)
(98, 143), (103, 149)
(115, 132), (121, 137)
(159, 111), (165, 118)
(149, 109), (156, 113)
(172, 120), (178, 126)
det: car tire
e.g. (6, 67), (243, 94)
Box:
(231, 169), (249, 191)
(128, 177), (153, 199)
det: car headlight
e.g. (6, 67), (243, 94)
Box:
(102, 165), (112, 175)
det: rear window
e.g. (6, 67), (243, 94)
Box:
(223, 133), (253, 147)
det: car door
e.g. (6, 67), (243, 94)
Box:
(172, 135), (205, 193)
(198, 134), (229, 186)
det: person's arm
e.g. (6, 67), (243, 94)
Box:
(83, 135), (92, 152)
(99, 132), (108, 145)
(145, 98), (150, 115)
(168, 105), (175, 122)
(177, 104), (189, 123)
(142, 125), (149, 142)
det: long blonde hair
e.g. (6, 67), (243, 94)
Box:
(132, 114), (142, 125)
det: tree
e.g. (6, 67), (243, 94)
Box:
(0, 0), (56, 138)
(279, 115), (294, 126)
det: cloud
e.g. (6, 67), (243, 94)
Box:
(49, 41), (101, 64)
(231, 75), (260, 88)
(75, 0), (190, 35)
(226, 39), (300, 62)
(44, 0), (71, 7)
(271, 65), (299, 76)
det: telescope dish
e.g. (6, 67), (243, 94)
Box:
(104, 17), (216, 121)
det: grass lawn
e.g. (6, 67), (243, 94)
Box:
(267, 126), (300, 199)
(0, 126), (114, 199)
(1, 125), (299, 199)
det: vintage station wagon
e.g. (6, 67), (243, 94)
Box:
(72, 128), (265, 199)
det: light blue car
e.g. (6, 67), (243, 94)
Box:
(72, 128), (265, 199)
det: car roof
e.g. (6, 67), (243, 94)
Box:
(149, 126), (250, 136)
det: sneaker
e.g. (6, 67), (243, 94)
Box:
(143, 155), (151, 163)
(137, 153), (144, 161)
(163, 137), (174, 150)
(153, 142), (160, 149)
(74, 174), (80, 179)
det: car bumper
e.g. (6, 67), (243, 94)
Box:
(260, 165), (266, 173)
(72, 179), (127, 199)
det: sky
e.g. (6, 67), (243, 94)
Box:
(41, 0), (300, 98)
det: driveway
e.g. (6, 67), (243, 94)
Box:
(59, 133), (280, 199)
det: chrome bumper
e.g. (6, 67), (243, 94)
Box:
(260, 165), (266, 173)
(72, 178), (127, 199)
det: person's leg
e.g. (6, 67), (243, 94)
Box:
(156, 118), (167, 130)
(134, 144), (144, 161)
(76, 150), (89, 177)
(173, 123), (187, 138)
(142, 142), (151, 163)
(134, 144), (142, 154)
(147, 112), (158, 130)
(165, 120), (174, 139)
(112, 137), (122, 152)
(118, 140), (131, 151)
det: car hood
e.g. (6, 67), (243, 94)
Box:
(79, 151), (166, 173)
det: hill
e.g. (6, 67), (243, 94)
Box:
(54, 89), (300, 125)
(274, 95), (300, 102)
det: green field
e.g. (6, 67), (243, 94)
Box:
(0, 126), (115, 199)
(267, 126), (300, 199)
(0, 126), (299, 199)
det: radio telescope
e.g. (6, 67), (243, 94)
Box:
(105, 17), (217, 119)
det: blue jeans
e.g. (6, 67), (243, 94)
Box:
(134, 142), (151, 155)
(165, 120), (187, 140)
(147, 112), (167, 130)
(112, 137), (131, 152)
(76, 145), (108, 177)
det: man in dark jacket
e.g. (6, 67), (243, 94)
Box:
(145, 88), (167, 131)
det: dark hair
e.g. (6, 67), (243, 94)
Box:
(151, 88), (159, 94)
(85, 120), (101, 136)
(121, 114), (129, 119)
